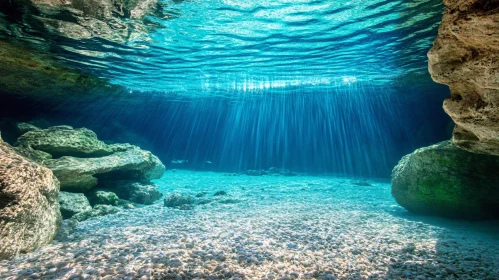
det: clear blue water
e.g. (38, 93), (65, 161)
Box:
(1, 0), (444, 94)
(0, 0), (452, 177)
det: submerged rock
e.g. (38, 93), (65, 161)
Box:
(428, 0), (499, 156)
(213, 190), (228, 196)
(72, 205), (121, 222)
(54, 219), (78, 242)
(101, 181), (162, 205)
(87, 190), (119, 206)
(0, 136), (61, 260)
(164, 193), (195, 208)
(392, 141), (499, 220)
(58, 192), (92, 219)
(43, 145), (165, 192)
(16, 126), (114, 158)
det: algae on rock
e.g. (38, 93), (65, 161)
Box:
(392, 141), (499, 220)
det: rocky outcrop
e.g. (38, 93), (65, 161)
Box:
(392, 141), (499, 220)
(16, 126), (114, 158)
(44, 146), (165, 192)
(58, 192), (92, 219)
(428, 0), (499, 155)
(0, 136), (61, 260)
(14, 125), (165, 192)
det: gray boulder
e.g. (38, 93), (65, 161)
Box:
(58, 192), (92, 219)
(392, 141), (499, 220)
(0, 137), (61, 260)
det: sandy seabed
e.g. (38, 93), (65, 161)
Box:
(1, 170), (498, 280)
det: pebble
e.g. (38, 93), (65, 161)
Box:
(0, 170), (497, 280)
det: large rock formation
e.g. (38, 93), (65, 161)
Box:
(15, 125), (165, 192)
(392, 141), (499, 220)
(44, 146), (165, 192)
(0, 136), (61, 260)
(428, 0), (499, 155)
(16, 126), (113, 158)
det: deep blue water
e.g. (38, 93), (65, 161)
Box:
(0, 0), (451, 177)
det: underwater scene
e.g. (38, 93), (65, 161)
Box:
(0, 0), (498, 279)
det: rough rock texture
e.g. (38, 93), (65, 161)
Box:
(0, 137), (61, 260)
(44, 146), (165, 192)
(72, 205), (120, 222)
(0, 41), (124, 101)
(428, 0), (499, 155)
(392, 141), (499, 220)
(164, 193), (195, 208)
(58, 192), (92, 219)
(87, 190), (119, 206)
(100, 181), (162, 205)
(16, 126), (113, 158)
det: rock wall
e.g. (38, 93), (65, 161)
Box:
(0, 135), (61, 260)
(428, 0), (499, 155)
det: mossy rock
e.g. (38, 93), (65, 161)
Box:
(391, 141), (499, 220)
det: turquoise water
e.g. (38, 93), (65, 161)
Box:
(1, 1), (499, 278)
(1, 171), (498, 279)
(0, 0), (443, 94)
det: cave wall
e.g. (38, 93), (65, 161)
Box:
(428, 0), (499, 155)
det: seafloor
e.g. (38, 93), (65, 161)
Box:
(1, 170), (498, 280)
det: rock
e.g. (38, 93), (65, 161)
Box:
(213, 191), (227, 196)
(43, 146), (165, 192)
(352, 181), (372, 187)
(0, 136), (61, 260)
(14, 145), (52, 163)
(87, 190), (119, 206)
(58, 192), (92, 219)
(428, 0), (499, 156)
(99, 181), (162, 205)
(195, 191), (208, 198)
(54, 219), (78, 241)
(16, 126), (114, 158)
(164, 193), (195, 208)
(72, 205), (120, 222)
(16, 122), (41, 135)
(392, 141), (499, 220)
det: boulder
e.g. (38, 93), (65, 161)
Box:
(0, 137), (61, 260)
(87, 190), (119, 206)
(16, 126), (113, 158)
(43, 146), (165, 192)
(58, 192), (92, 219)
(428, 0), (499, 155)
(164, 193), (195, 208)
(392, 141), (499, 220)
(100, 181), (162, 205)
